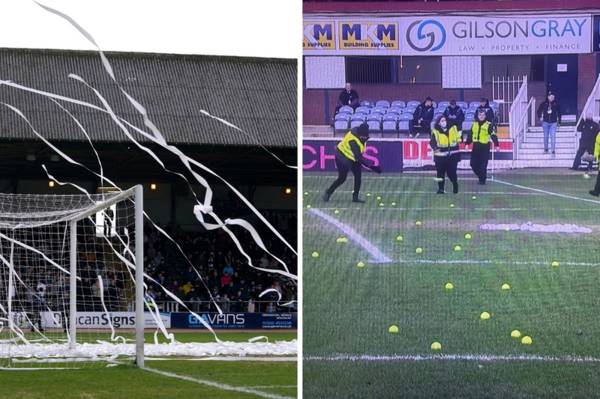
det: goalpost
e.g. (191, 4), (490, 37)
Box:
(0, 185), (144, 368)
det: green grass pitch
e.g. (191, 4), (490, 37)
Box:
(0, 331), (296, 399)
(303, 169), (600, 398)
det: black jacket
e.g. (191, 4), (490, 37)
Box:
(443, 106), (465, 131)
(537, 100), (561, 124)
(338, 89), (359, 108)
(577, 119), (599, 149)
(475, 101), (496, 127)
(412, 103), (434, 126)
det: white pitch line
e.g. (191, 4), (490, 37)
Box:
(306, 190), (546, 196)
(394, 259), (599, 267)
(308, 208), (392, 263)
(145, 356), (297, 362)
(142, 366), (293, 399)
(493, 178), (600, 206)
(308, 207), (600, 212)
(304, 354), (600, 363)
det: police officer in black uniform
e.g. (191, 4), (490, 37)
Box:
(322, 123), (381, 203)
(466, 110), (499, 185)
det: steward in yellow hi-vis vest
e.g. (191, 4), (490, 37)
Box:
(430, 116), (461, 194)
(466, 110), (499, 185)
(323, 123), (382, 203)
(589, 132), (600, 197)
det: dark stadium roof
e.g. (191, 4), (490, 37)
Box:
(0, 48), (297, 148)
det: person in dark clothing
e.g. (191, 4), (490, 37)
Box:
(322, 123), (382, 203)
(589, 132), (600, 196)
(475, 98), (496, 129)
(443, 100), (465, 132)
(536, 91), (561, 154)
(334, 82), (360, 115)
(572, 114), (599, 171)
(411, 97), (434, 138)
(466, 110), (499, 185)
(430, 115), (461, 194)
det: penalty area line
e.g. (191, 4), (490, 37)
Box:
(142, 366), (293, 399)
(305, 354), (600, 363)
(308, 208), (392, 264)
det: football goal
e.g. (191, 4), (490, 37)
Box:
(0, 185), (144, 368)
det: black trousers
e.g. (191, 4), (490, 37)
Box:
(434, 154), (459, 191)
(594, 171), (600, 193)
(470, 142), (490, 183)
(410, 121), (431, 136)
(572, 144), (594, 170)
(326, 155), (362, 198)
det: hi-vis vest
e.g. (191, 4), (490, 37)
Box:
(471, 121), (494, 144)
(595, 132), (600, 169)
(432, 126), (460, 156)
(337, 131), (365, 161)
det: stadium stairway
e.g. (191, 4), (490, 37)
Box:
(515, 125), (578, 168)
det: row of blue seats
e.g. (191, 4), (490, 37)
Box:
(338, 100), (499, 116)
(335, 114), (480, 134)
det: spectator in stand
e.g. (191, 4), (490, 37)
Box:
(475, 98), (496, 129)
(223, 264), (234, 276)
(335, 82), (360, 115)
(443, 100), (465, 132)
(572, 113), (599, 171)
(536, 91), (561, 154)
(220, 273), (232, 288)
(411, 97), (434, 138)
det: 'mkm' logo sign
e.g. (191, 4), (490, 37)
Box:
(339, 22), (398, 49)
(303, 23), (335, 50)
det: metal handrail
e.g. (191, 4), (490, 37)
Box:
(509, 75), (528, 162)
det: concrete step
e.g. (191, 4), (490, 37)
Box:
(520, 141), (575, 149)
(527, 126), (576, 132)
(516, 152), (576, 160)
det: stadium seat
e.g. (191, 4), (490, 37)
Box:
(335, 112), (351, 121)
(463, 120), (474, 132)
(404, 106), (416, 115)
(367, 114), (382, 132)
(438, 101), (449, 109)
(389, 106), (404, 115)
(382, 114), (399, 133)
(350, 114), (367, 128)
(355, 106), (371, 115)
(375, 100), (390, 109)
(338, 105), (354, 115)
(407, 100), (420, 108)
(469, 101), (481, 108)
(391, 100), (405, 108)
(457, 101), (468, 109)
(334, 114), (350, 131)
(372, 106), (388, 115)
(360, 100), (373, 108)
(398, 113), (413, 132)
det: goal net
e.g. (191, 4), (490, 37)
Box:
(0, 186), (144, 368)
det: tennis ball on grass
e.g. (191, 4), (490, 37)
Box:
(454, 245), (462, 252)
(511, 330), (521, 338)
(388, 325), (399, 334)
(450, 203), (455, 208)
(551, 261), (560, 267)
(366, 193), (372, 197)
(480, 311), (491, 320)
(395, 235), (403, 242)
(311, 251), (319, 258)
(415, 220), (422, 226)
(415, 247), (423, 254)
(464, 233), (472, 240)
(431, 342), (442, 351)
(445, 282), (454, 290)
(336, 236), (348, 243)
(356, 261), (365, 268)
(334, 209), (340, 214)
(304, 191), (309, 196)
(472, 195), (477, 200)
(391, 202), (397, 206)
(377, 196), (382, 201)
(379, 203), (385, 207)
(501, 283), (510, 290)
(306, 204), (312, 209)
(521, 336), (532, 345)
(584, 173), (591, 179)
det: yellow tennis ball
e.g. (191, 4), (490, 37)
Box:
(450, 203), (455, 208)
(415, 220), (422, 226)
(356, 261), (365, 268)
(464, 233), (472, 240)
(501, 283), (510, 290)
(431, 341), (442, 351)
(521, 336), (532, 345)
(480, 311), (491, 320)
(311, 251), (319, 258)
(334, 209), (340, 214)
(415, 247), (423, 254)
(396, 235), (403, 242)
(454, 245), (462, 252)
(388, 325), (399, 334)
(379, 203), (385, 207)
(445, 282), (454, 290)
(306, 204), (311, 209)
(304, 191), (309, 196)
(391, 202), (397, 206)
(336, 237), (348, 243)
(366, 193), (372, 197)
(551, 261), (560, 267)
(511, 330), (521, 338)
(376, 196), (382, 201)
(472, 195), (477, 200)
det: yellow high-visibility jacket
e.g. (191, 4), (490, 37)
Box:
(431, 126), (461, 157)
(337, 131), (365, 162)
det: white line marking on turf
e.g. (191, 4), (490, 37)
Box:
(309, 207), (600, 212)
(143, 366), (293, 399)
(308, 208), (392, 264)
(305, 354), (600, 363)
(250, 385), (296, 389)
(395, 259), (599, 267)
(306, 190), (546, 196)
(493, 178), (600, 205)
